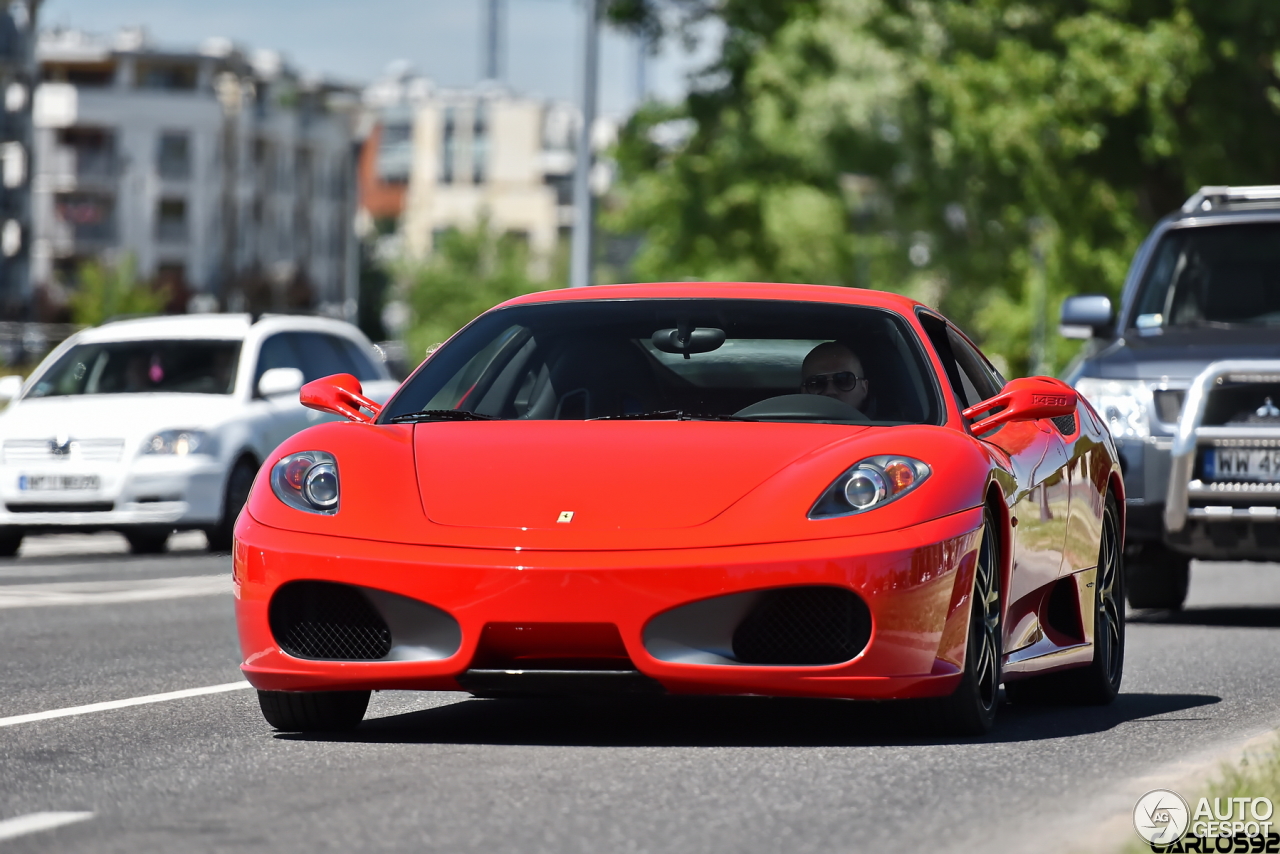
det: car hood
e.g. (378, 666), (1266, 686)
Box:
(0, 394), (236, 447)
(1091, 327), (1280, 381)
(415, 421), (869, 531)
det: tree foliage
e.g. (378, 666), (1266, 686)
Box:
(67, 255), (167, 328)
(608, 0), (1280, 374)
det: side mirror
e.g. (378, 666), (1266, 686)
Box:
(299, 373), (382, 423)
(0, 375), (23, 403)
(963, 376), (1077, 435)
(257, 367), (305, 398)
(1059, 294), (1113, 340)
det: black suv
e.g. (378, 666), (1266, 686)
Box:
(1061, 185), (1280, 611)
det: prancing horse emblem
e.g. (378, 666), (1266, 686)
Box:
(49, 435), (73, 457)
(557, 511), (574, 523)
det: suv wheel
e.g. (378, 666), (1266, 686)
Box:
(125, 527), (171, 555)
(1125, 542), (1189, 611)
(206, 456), (257, 553)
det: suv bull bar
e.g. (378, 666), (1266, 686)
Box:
(1166, 360), (1280, 534)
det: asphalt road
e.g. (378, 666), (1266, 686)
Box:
(2, 532), (1279, 853)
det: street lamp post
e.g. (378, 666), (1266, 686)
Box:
(569, 0), (599, 289)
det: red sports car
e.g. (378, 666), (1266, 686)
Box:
(232, 283), (1125, 736)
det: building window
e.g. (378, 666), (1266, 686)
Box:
(156, 198), (188, 243)
(376, 115), (413, 185)
(136, 61), (197, 91)
(440, 106), (456, 184)
(473, 102), (488, 184)
(57, 127), (116, 180)
(55, 193), (115, 245)
(157, 132), (191, 180)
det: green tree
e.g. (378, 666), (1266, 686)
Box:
(67, 255), (168, 327)
(609, 0), (1280, 375)
(400, 221), (561, 362)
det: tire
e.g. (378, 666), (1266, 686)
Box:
(257, 689), (370, 732)
(1005, 493), (1125, 706)
(1125, 541), (1189, 611)
(0, 529), (22, 558)
(206, 456), (257, 554)
(125, 528), (170, 554)
(915, 509), (1001, 737)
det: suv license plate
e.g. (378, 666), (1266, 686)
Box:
(1206, 449), (1280, 482)
(19, 474), (101, 491)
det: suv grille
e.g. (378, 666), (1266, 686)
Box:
(269, 581), (391, 660)
(732, 587), (871, 665)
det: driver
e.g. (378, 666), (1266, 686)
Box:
(800, 342), (870, 412)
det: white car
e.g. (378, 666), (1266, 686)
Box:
(0, 313), (399, 555)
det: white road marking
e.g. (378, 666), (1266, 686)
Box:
(0, 682), (252, 729)
(0, 812), (94, 842)
(0, 574), (230, 609)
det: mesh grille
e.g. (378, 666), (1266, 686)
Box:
(269, 581), (391, 660)
(1051, 413), (1077, 436)
(732, 587), (871, 665)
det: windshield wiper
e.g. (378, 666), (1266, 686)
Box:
(388, 409), (498, 423)
(588, 410), (757, 422)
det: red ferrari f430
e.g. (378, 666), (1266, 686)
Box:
(232, 283), (1125, 736)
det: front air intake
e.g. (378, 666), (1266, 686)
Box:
(269, 581), (392, 660)
(731, 587), (871, 666)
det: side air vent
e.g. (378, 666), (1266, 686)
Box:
(731, 587), (871, 666)
(1050, 413), (1077, 436)
(269, 581), (392, 661)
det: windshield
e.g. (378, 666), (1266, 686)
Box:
(27, 339), (242, 398)
(381, 299), (942, 425)
(1131, 223), (1280, 329)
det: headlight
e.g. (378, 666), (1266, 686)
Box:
(809, 455), (931, 519)
(270, 451), (340, 515)
(144, 430), (211, 456)
(1074, 378), (1151, 440)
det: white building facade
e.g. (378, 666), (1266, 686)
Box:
(31, 29), (358, 317)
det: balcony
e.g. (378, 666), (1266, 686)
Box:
(42, 146), (121, 189)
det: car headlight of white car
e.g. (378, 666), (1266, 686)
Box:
(809, 455), (931, 519)
(1073, 378), (1151, 440)
(144, 430), (213, 456)
(270, 451), (340, 515)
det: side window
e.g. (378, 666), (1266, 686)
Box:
(918, 312), (970, 410)
(335, 336), (381, 381)
(947, 327), (1003, 409)
(290, 332), (353, 382)
(253, 334), (304, 392)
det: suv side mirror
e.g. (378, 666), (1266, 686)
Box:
(963, 376), (1077, 435)
(1059, 294), (1113, 339)
(0, 375), (23, 403)
(258, 367), (305, 398)
(300, 373), (382, 423)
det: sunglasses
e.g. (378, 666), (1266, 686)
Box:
(802, 371), (864, 393)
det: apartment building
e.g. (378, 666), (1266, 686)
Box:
(30, 28), (358, 317)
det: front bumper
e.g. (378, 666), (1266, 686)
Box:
(0, 455), (224, 531)
(233, 507), (985, 701)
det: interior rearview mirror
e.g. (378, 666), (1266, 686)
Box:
(258, 367), (305, 399)
(651, 325), (726, 358)
(1059, 294), (1113, 339)
(299, 373), (382, 423)
(963, 376), (1077, 435)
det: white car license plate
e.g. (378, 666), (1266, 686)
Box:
(1206, 449), (1280, 482)
(18, 474), (101, 491)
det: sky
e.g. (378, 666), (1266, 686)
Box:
(38, 0), (718, 117)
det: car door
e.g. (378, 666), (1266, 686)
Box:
(922, 316), (1071, 655)
(252, 332), (313, 452)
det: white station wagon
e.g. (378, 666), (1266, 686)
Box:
(0, 313), (398, 555)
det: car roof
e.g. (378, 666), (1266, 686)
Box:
(72, 313), (372, 345)
(497, 282), (928, 314)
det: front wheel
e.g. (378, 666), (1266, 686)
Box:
(257, 689), (370, 732)
(915, 510), (1001, 736)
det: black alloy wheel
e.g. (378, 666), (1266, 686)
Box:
(1005, 492), (1125, 705)
(257, 689), (370, 732)
(207, 457), (257, 553)
(915, 509), (1001, 736)
(125, 527), (171, 555)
